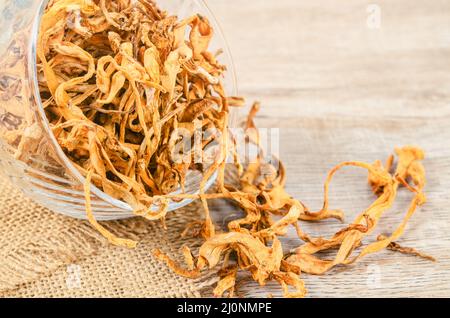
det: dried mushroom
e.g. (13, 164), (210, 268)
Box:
(37, 0), (433, 298)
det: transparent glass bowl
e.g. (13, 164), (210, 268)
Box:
(0, 0), (238, 220)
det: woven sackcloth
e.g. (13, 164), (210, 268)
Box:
(0, 175), (218, 298)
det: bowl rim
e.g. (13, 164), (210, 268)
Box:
(29, 0), (239, 214)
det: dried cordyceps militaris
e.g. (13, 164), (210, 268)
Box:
(37, 0), (433, 297)
(155, 104), (432, 297)
(37, 0), (242, 244)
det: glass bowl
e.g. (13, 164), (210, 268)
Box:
(0, 0), (238, 221)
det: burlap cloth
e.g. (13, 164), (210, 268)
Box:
(0, 175), (218, 298)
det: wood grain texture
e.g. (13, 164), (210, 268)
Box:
(207, 0), (450, 297)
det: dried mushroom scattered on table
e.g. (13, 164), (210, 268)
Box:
(37, 0), (434, 298)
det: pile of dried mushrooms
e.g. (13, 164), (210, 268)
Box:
(37, 0), (433, 297)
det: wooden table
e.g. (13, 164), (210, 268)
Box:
(207, 0), (450, 297)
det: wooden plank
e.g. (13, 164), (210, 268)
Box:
(207, 0), (450, 297)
